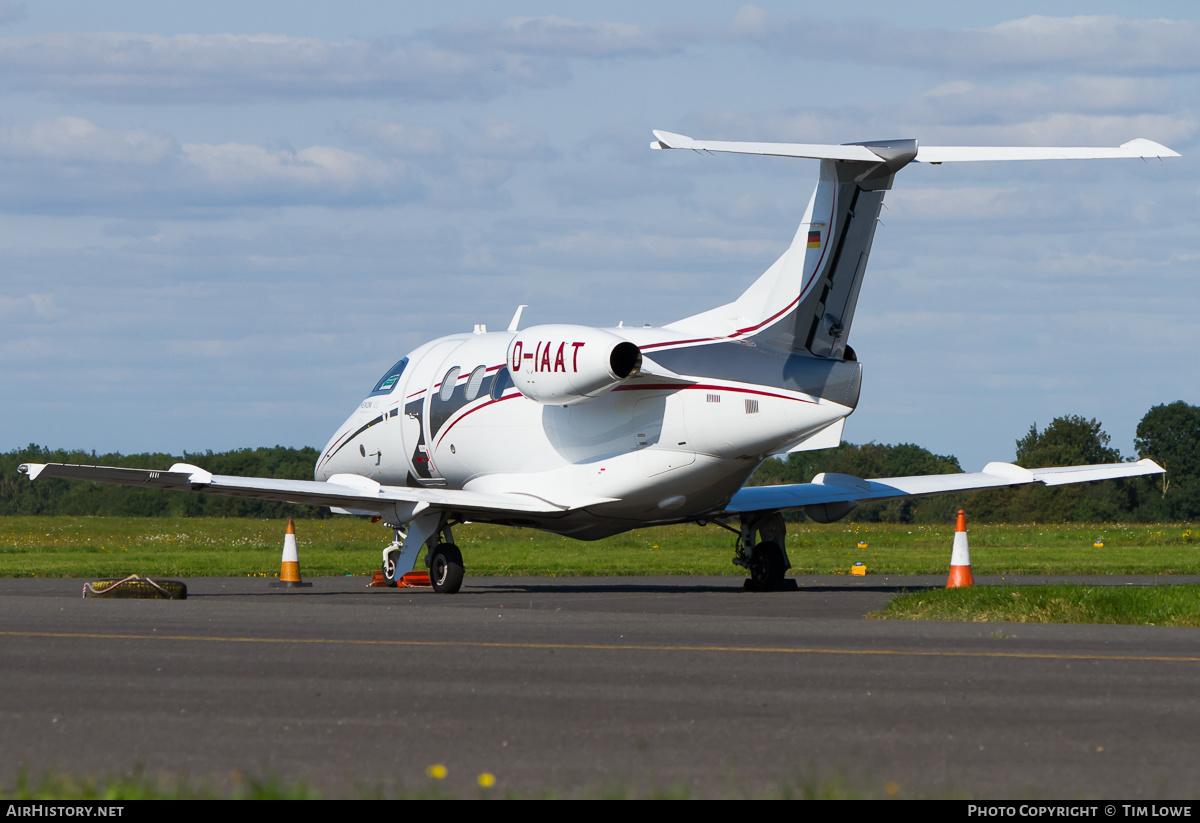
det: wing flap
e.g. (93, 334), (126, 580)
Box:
(724, 458), (1164, 514)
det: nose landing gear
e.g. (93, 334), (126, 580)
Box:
(379, 516), (466, 593)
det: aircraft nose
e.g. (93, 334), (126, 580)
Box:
(315, 426), (353, 480)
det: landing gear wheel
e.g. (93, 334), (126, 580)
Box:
(382, 550), (400, 587)
(747, 540), (786, 591)
(429, 543), (464, 594)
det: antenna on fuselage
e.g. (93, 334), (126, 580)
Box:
(507, 304), (528, 333)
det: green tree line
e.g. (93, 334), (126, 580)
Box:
(1, 401), (1196, 523)
(0, 445), (327, 519)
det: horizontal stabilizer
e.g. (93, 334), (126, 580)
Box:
(652, 130), (1179, 164)
(651, 130), (884, 162)
(916, 139), (1179, 163)
(723, 458), (1164, 515)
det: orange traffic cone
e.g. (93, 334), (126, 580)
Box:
(946, 509), (974, 588)
(270, 518), (312, 588)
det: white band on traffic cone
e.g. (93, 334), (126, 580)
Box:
(272, 518), (311, 588)
(947, 509), (973, 588)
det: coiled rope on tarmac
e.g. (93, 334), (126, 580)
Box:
(83, 574), (187, 600)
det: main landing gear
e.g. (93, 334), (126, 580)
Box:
(381, 517), (465, 594)
(428, 543), (464, 594)
(732, 511), (795, 592)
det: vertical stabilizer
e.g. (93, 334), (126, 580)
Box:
(665, 139), (917, 358)
(654, 128), (1175, 357)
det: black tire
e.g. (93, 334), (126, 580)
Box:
(747, 541), (785, 590)
(85, 577), (187, 600)
(429, 543), (464, 594)
(382, 550), (401, 587)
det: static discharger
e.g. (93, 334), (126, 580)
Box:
(946, 509), (974, 588)
(270, 518), (312, 588)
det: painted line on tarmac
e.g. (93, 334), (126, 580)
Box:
(3, 630), (1199, 663)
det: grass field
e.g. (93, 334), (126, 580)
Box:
(872, 584), (1200, 626)
(0, 516), (1195, 578)
(2, 767), (910, 800)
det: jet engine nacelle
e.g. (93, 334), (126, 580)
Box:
(508, 324), (643, 406)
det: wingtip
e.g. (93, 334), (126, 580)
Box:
(651, 129), (692, 150)
(18, 463), (45, 480)
(1121, 138), (1181, 158)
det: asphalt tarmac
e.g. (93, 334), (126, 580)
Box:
(2, 574), (1198, 799)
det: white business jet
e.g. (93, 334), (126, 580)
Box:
(21, 130), (1176, 592)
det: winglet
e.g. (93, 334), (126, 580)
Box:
(651, 130), (695, 150)
(1119, 138), (1180, 158)
(18, 463), (44, 481)
(168, 463), (213, 484)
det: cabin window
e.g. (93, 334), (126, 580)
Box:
(439, 367), (460, 401)
(369, 358), (408, 396)
(489, 367), (513, 400)
(465, 366), (487, 401)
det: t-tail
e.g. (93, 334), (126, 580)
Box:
(655, 130), (1179, 360)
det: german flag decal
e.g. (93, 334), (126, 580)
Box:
(807, 229), (821, 249)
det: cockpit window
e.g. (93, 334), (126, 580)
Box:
(369, 358), (408, 396)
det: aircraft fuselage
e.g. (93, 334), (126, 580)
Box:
(314, 325), (859, 538)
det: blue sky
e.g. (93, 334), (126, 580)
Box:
(2, 1), (1196, 472)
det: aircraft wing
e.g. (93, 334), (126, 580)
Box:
(18, 462), (605, 520)
(722, 458), (1164, 515)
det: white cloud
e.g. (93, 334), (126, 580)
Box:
(0, 116), (175, 164)
(0, 33), (539, 102)
(180, 142), (406, 195)
(342, 116), (553, 165)
(728, 12), (1200, 74)
(342, 118), (449, 157)
(460, 116), (556, 161)
(340, 116), (557, 207)
(972, 15), (1200, 72)
(0, 292), (61, 320)
(427, 15), (673, 58)
(916, 76), (1173, 122)
(0, 13), (1194, 112)
(0, 116), (417, 214)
